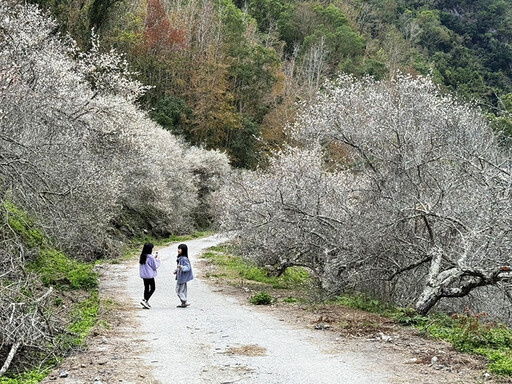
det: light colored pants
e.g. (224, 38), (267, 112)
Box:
(176, 282), (188, 302)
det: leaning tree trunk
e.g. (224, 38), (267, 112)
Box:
(415, 286), (443, 315)
(414, 248), (452, 315)
(0, 342), (21, 377)
(415, 260), (512, 316)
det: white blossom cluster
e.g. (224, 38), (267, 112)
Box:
(212, 145), (362, 291)
(215, 72), (512, 317)
(0, 2), (230, 373)
(73, 30), (152, 101)
(0, 2), (229, 257)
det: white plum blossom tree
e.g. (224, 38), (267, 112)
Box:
(0, 1), (230, 374)
(291, 73), (512, 315)
(214, 73), (512, 316)
(185, 147), (231, 228)
(0, 2), (123, 257)
(212, 145), (362, 290)
(0, 1), (230, 256)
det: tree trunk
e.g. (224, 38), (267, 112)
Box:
(0, 342), (21, 377)
(415, 286), (442, 315)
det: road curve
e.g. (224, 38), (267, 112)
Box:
(126, 235), (391, 384)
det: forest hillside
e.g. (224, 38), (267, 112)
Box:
(0, 1), (228, 378)
(31, 0), (512, 168)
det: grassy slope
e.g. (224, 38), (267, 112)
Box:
(0, 202), (100, 383)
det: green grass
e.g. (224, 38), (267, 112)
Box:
(0, 369), (50, 384)
(283, 296), (299, 303)
(4, 201), (48, 248)
(56, 290), (100, 350)
(424, 312), (512, 375)
(484, 350), (512, 375)
(68, 291), (100, 344)
(202, 248), (311, 289)
(5, 200), (98, 291)
(27, 249), (97, 290)
(332, 293), (395, 314)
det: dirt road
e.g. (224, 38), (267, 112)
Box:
(128, 236), (390, 383)
(43, 235), (494, 384)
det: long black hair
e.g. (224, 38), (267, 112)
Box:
(178, 243), (188, 258)
(139, 242), (154, 265)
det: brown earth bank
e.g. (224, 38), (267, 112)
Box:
(41, 253), (511, 384)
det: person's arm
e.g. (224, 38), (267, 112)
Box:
(147, 255), (160, 270)
(179, 258), (191, 272)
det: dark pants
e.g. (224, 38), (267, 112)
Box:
(143, 278), (156, 301)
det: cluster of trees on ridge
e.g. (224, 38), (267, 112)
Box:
(29, 0), (512, 168)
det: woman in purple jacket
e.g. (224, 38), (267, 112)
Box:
(139, 242), (160, 309)
(173, 243), (193, 308)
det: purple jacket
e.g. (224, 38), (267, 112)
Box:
(140, 254), (160, 279)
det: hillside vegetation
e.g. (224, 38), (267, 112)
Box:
(29, 0), (512, 167)
(0, 1), (228, 378)
(0, 201), (98, 381)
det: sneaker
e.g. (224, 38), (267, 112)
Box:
(140, 300), (150, 309)
(177, 303), (190, 308)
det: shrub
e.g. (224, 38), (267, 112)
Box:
(283, 296), (298, 303)
(334, 293), (391, 314)
(0, 369), (49, 384)
(250, 291), (273, 305)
